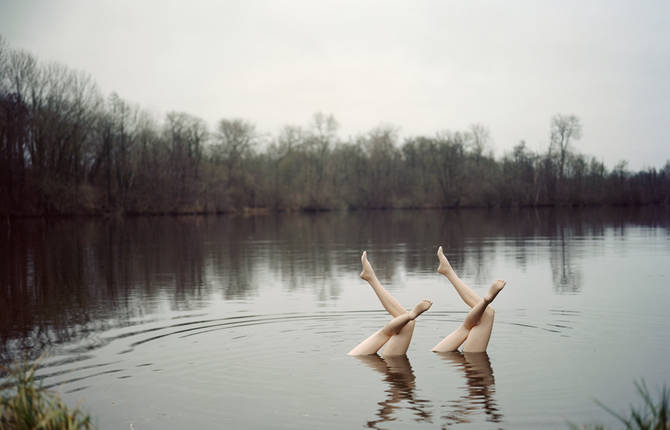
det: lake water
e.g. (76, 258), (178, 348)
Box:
(1, 208), (669, 429)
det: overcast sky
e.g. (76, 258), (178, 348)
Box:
(1, 0), (668, 169)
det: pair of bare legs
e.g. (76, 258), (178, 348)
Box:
(348, 248), (505, 356)
(433, 246), (505, 352)
(347, 295), (432, 356)
(348, 251), (432, 356)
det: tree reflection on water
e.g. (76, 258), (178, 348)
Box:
(1, 207), (668, 364)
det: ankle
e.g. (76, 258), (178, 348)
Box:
(437, 266), (453, 277)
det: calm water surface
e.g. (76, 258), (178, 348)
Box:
(1, 208), (669, 429)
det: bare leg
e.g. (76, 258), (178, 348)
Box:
(437, 246), (480, 307)
(383, 300), (431, 357)
(348, 314), (413, 356)
(431, 298), (490, 352)
(360, 251), (415, 355)
(360, 251), (405, 316)
(432, 281), (505, 352)
(349, 300), (432, 356)
(384, 321), (415, 356)
(437, 246), (496, 352)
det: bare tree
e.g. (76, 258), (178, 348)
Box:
(363, 125), (400, 207)
(0, 35), (8, 93)
(550, 114), (582, 184)
(165, 111), (208, 206)
(309, 112), (338, 153)
(467, 123), (490, 158)
(211, 118), (256, 207)
(213, 118), (255, 169)
(266, 125), (303, 208)
(301, 112), (338, 208)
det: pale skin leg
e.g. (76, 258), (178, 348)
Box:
(437, 246), (497, 352)
(349, 299), (432, 356)
(360, 251), (416, 355)
(432, 280), (505, 352)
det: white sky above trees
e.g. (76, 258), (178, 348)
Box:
(1, 0), (668, 169)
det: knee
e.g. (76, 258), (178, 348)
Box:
(484, 307), (495, 320)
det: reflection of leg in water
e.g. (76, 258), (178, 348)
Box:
(436, 246), (503, 352)
(432, 279), (505, 352)
(349, 299), (432, 356)
(359, 251), (416, 356)
(354, 355), (433, 429)
(437, 351), (503, 426)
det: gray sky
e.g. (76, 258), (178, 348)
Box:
(1, 0), (668, 169)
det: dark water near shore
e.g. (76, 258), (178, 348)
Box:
(1, 208), (670, 429)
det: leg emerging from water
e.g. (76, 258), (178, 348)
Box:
(432, 280), (505, 352)
(349, 300), (432, 356)
(437, 246), (480, 307)
(360, 251), (405, 316)
(360, 251), (415, 355)
(437, 246), (498, 352)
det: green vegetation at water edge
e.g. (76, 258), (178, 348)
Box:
(572, 381), (669, 430)
(1, 362), (94, 430)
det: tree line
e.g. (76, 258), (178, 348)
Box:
(1, 36), (669, 216)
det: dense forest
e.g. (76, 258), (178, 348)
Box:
(1, 37), (669, 216)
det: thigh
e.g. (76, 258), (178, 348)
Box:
(348, 329), (390, 355)
(382, 320), (415, 356)
(432, 325), (470, 352)
(462, 309), (494, 352)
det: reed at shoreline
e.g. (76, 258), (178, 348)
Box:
(1, 362), (93, 430)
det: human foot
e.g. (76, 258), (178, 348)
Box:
(408, 299), (432, 320)
(360, 251), (376, 282)
(484, 280), (506, 302)
(437, 246), (455, 276)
